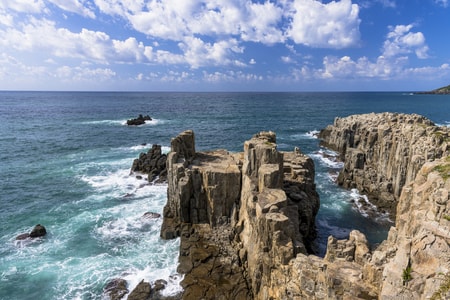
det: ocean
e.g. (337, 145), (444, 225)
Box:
(1, 91), (449, 299)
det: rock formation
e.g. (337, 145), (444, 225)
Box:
(127, 114), (152, 126)
(130, 144), (167, 183)
(161, 130), (321, 299)
(319, 112), (449, 216)
(16, 224), (47, 240)
(159, 114), (449, 299)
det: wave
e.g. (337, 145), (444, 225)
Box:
(81, 118), (165, 126)
(126, 144), (171, 154)
(349, 189), (392, 223)
(81, 119), (127, 125)
(436, 121), (450, 127)
(310, 148), (344, 169)
(289, 130), (320, 140)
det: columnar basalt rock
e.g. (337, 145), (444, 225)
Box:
(160, 130), (320, 299)
(319, 112), (450, 216)
(160, 121), (449, 299)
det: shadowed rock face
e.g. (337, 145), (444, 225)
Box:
(319, 112), (450, 217)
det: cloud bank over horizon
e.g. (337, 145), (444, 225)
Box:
(1, 0), (449, 91)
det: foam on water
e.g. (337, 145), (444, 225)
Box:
(310, 148), (344, 169)
(349, 189), (392, 223)
(288, 130), (320, 140)
(1, 146), (181, 299)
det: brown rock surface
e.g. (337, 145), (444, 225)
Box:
(319, 112), (450, 216)
(160, 118), (450, 299)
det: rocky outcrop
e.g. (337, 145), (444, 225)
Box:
(131, 144), (167, 183)
(103, 278), (128, 300)
(319, 112), (450, 216)
(161, 130), (321, 299)
(127, 114), (152, 125)
(161, 121), (449, 299)
(16, 224), (47, 240)
(373, 157), (450, 299)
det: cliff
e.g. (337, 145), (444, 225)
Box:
(159, 120), (450, 299)
(160, 130), (320, 299)
(319, 112), (450, 216)
(416, 84), (450, 95)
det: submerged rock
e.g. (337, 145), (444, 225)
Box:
(142, 212), (161, 219)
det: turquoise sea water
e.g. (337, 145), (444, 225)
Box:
(1, 92), (450, 299)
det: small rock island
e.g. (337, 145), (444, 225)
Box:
(127, 114), (152, 126)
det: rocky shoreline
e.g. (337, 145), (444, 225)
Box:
(319, 112), (449, 217)
(113, 112), (449, 299)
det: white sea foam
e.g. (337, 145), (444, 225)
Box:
(81, 119), (127, 126)
(310, 149), (344, 169)
(305, 130), (320, 138)
(289, 130), (320, 140)
(349, 189), (392, 223)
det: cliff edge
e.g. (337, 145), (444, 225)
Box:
(160, 130), (320, 299)
(159, 118), (450, 299)
(319, 112), (449, 216)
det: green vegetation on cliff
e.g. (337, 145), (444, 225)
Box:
(417, 84), (450, 94)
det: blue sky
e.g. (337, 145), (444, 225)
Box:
(1, 0), (449, 91)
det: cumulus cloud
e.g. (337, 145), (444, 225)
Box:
(48, 0), (96, 19)
(287, 0), (361, 48)
(0, 0), (46, 13)
(383, 24), (429, 59)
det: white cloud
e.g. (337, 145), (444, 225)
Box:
(0, 0), (46, 13)
(48, 0), (96, 19)
(0, 13), (13, 26)
(249, 58), (256, 65)
(435, 0), (449, 7)
(383, 24), (429, 59)
(287, 0), (361, 48)
(56, 65), (116, 81)
(179, 37), (244, 68)
(202, 70), (263, 83)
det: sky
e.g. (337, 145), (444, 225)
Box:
(1, 0), (450, 91)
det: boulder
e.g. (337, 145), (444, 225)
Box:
(103, 278), (128, 300)
(16, 224), (47, 240)
(127, 280), (151, 300)
(130, 144), (167, 183)
(142, 212), (161, 219)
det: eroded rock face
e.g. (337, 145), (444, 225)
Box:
(374, 157), (450, 299)
(161, 123), (450, 299)
(161, 130), (320, 299)
(319, 112), (450, 216)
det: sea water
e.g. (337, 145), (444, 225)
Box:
(1, 91), (450, 299)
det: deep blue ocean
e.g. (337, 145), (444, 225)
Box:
(1, 91), (450, 299)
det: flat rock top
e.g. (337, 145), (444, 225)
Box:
(334, 112), (435, 127)
(191, 150), (242, 172)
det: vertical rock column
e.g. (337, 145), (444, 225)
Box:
(236, 131), (308, 298)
